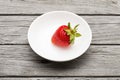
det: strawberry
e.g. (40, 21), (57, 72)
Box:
(51, 22), (81, 47)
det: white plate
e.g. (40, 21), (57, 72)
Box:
(28, 11), (92, 62)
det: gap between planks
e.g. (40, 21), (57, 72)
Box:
(0, 44), (120, 46)
(1, 77), (120, 80)
(1, 76), (120, 78)
(0, 14), (120, 16)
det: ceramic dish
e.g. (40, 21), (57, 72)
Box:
(28, 11), (92, 62)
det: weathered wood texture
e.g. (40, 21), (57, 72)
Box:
(0, 77), (120, 80)
(0, 45), (120, 76)
(0, 0), (120, 79)
(0, 16), (120, 44)
(0, 0), (120, 14)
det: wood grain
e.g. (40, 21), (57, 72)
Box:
(0, 77), (120, 80)
(0, 0), (120, 78)
(0, 16), (120, 44)
(0, 0), (120, 14)
(0, 45), (120, 76)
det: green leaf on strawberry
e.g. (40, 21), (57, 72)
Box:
(75, 33), (81, 37)
(64, 22), (81, 44)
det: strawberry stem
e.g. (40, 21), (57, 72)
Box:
(68, 22), (71, 29)
(65, 22), (81, 44)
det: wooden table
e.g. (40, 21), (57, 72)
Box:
(0, 0), (120, 80)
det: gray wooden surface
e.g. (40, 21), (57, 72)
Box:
(0, 16), (120, 44)
(1, 45), (120, 76)
(0, 0), (120, 80)
(0, 0), (120, 14)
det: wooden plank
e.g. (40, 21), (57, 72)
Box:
(0, 77), (120, 80)
(0, 0), (120, 14)
(0, 45), (120, 76)
(0, 16), (120, 44)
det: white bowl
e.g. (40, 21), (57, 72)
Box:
(28, 11), (92, 62)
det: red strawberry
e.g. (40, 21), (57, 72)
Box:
(51, 22), (81, 47)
